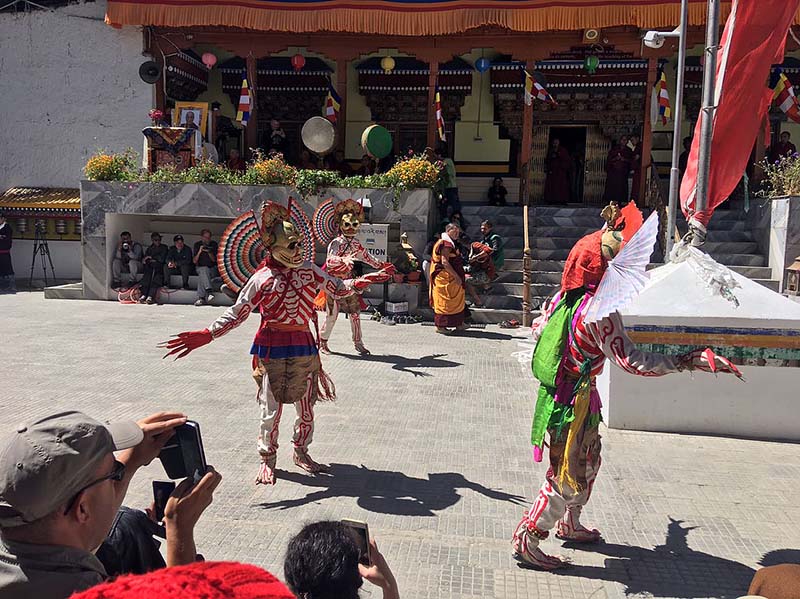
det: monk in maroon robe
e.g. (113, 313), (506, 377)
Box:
(543, 138), (572, 205)
(768, 131), (798, 164)
(629, 135), (643, 203)
(603, 136), (632, 204)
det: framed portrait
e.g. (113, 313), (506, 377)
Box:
(651, 131), (674, 151)
(173, 101), (209, 138)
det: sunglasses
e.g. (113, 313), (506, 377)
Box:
(63, 459), (126, 515)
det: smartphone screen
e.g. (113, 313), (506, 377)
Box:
(341, 519), (370, 565)
(153, 480), (176, 522)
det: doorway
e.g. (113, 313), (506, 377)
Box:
(547, 127), (587, 204)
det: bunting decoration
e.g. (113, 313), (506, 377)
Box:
(325, 77), (342, 123)
(524, 70), (557, 106)
(435, 85), (446, 141)
(236, 72), (251, 127)
(651, 68), (672, 126)
(770, 68), (800, 124)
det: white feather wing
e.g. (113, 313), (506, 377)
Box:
(584, 211), (659, 324)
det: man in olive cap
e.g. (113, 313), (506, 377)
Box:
(0, 410), (222, 599)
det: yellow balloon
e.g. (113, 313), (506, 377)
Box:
(380, 56), (396, 73)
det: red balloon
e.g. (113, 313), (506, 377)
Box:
(291, 54), (306, 71)
(201, 52), (217, 69)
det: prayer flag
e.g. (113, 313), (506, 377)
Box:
(524, 70), (557, 106)
(770, 68), (800, 124)
(236, 72), (251, 127)
(650, 69), (671, 126)
(435, 85), (446, 141)
(325, 78), (342, 123)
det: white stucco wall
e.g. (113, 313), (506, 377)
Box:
(0, 0), (151, 191)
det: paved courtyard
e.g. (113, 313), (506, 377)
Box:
(3, 292), (799, 598)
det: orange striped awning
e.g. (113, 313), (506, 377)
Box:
(106, 0), (800, 36)
(0, 188), (80, 213)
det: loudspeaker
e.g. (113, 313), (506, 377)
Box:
(139, 61), (161, 84)
(583, 28), (600, 43)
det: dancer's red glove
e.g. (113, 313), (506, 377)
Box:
(679, 348), (743, 379)
(159, 328), (213, 360)
(380, 262), (396, 275)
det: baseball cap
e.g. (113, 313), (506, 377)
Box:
(173, 234), (184, 242)
(0, 411), (143, 526)
(69, 561), (295, 599)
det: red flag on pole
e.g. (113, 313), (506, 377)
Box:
(679, 0), (800, 228)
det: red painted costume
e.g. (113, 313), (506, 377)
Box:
(512, 203), (741, 570)
(162, 200), (391, 485)
(313, 198), (393, 355)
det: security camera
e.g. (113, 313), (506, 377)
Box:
(643, 30), (665, 49)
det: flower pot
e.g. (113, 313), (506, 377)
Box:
(393, 274), (406, 283)
(407, 271), (421, 282)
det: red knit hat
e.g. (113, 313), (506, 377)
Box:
(69, 561), (295, 599)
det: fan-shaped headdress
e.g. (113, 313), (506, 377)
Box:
(217, 199), (314, 294)
(312, 198), (365, 246)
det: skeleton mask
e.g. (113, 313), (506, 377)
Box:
(270, 220), (305, 268)
(339, 212), (361, 238)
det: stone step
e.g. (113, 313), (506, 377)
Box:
(531, 282), (560, 296)
(496, 270), (523, 283)
(705, 230), (755, 242)
(44, 282), (84, 300)
(479, 294), (524, 310)
(534, 226), (598, 238)
(505, 259), (524, 270)
(533, 205), (607, 216)
(534, 237), (584, 250)
(459, 205), (525, 217)
(532, 271), (563, 284)
(703, 241), (759, 254)
(728, 265), (773, 279)
(708, 253), (766, 267)
(534, 216), (606, 228)
(487, 282), (526, 295)
(755, 279), (780, 292)
(156, 288), (234, 306)
(532, 248), (570, 260)
(505, 248), (525, 259)
(532, 259), (566, 271)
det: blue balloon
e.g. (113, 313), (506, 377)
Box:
(475, 57), (491, 73)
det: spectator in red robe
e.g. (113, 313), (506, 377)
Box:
(603, 136), (632, 204)
(768, 131), (797, 164)
(226, 149), (246, 172)
(543, 138), (572, 205)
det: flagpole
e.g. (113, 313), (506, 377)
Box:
(693, 0), (721, 246)
(665, 0), (689, 257)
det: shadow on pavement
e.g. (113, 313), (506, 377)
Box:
(546, 518), (762, 598)
(331, 352), (462, 377)
(258, 463), (525, 516)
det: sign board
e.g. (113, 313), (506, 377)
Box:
(356, 224), (389, 263)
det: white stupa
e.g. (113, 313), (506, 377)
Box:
(597, 257), (800, 441)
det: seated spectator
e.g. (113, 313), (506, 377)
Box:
(226, 149), (246, 172)
(69, 561), (294, 599)
(299, 149), (318, 170)
(325, 150), (353, 177)
(139, 232), (169, 304)
(112, 232), (143, 289)
(285, 521), (399, 599)
(165, 235), (194, 290)
(465, 241), (494, 308)
(480, 220), (505, 272)
(487, 177), (508, 206)
(193, 229), (219, 306)
(0, 410), (221, 599)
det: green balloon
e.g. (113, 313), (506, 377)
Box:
(584, 55), (600, 75)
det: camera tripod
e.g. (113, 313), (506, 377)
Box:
(29, 221), (56, 289)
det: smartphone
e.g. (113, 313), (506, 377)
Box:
(158, 420), (207, 482)
(341, 519), (370, 565)
(152, 480), (176, 522)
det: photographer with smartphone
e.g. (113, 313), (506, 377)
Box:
(285, 521), (399, 599)
(0, 411), (222, 599)
(193, 229), (219, 306)
(112, 232), (143, 289)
